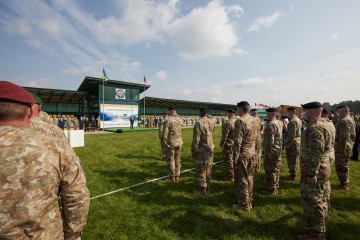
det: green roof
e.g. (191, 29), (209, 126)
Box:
(24, 87), (86, 104)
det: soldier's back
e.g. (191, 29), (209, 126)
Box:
(195, 117), (215, 151)
(165, 116), (183, 147)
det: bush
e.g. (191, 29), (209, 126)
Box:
(115, 129), (123, 133)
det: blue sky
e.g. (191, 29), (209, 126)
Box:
(1, 0), (359, 107)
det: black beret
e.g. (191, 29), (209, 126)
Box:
(168, 107), (176, 111)
(287, 107), (296, 111)
(301, 102), (322, 109)
(237, 101), (250, 107)
(266, 108), (276, 112)
(250, 108), (258, 112)
(322, 108), (330, 114)
(227, 109), (236, 113)
(336, 105), (348, 110)
(199, 107), (209, 114)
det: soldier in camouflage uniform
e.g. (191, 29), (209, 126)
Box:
(233, 102), (257, 211)
(0, 81), (90, 240)
(162, 107), (183, 182)
(250, 108), (263, 173)
(158, 113), (168, 160)
(220, 109), (236, 181)
(297, 102), (332, 240)
(192, 108), (215, 195)
(333, 105), (356, 190)
(284, 107), (302, 180)
(321, 108), (336, 166)
(261, 108), (283, 195)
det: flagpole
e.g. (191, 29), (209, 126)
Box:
(102, 78), (105, 131)
(143, 76), (146, 127)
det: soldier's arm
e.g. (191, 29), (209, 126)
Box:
(307, 128), (325, 178)
(285, 121), (295, 146)
(162, 120), (170, 147)
(265, 124), (275, 154)
(220, 121), (230, 148)
(59, 145), (90, 240)
(192, 122), (201, 158)
(233, 120), (244, 160)
(338, 119), (350, 153)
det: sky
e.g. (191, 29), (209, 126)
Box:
(1, 0), (360, 107)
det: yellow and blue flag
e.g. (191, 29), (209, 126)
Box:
(102, 68), (109, 81)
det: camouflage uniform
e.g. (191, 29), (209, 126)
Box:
(220, 116), (236, 180)
(158, 119), (166, 159)
(162, 116), (183, 179)
(30, 116), (69, 145)
(0, 126), (90, 240)
(300, 118), (332, 238)
(285, 116), (302, 176)
(192, 117), (215, 192)
(263, 119), (283, 193)
(326, 119), (336, 166)
(334, 115), (356, 187)
(233, 114), (257, 209)
(39, 111), (53, 124)
(253, 116), (263, 172)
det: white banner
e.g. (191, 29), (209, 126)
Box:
(100, 103), (138, 128)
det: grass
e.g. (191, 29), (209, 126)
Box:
(74, 127), (360, 240)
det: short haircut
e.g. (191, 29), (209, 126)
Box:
(237, 101), (250, 113)
(0, 102), (29, 121)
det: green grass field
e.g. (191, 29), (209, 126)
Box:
(74, 128), (360, 240)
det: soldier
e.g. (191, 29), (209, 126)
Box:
(261, 108), (283, 195)
(321, 108), (336, 166)
(250, 108), (263, 173)
(74, 117), (79, 130)
(158, 113), (168, 160)
(284, 107), (302, 181)
(233, 102), (257, 211)
(297, 102), (332, 240)
(66, 115), (72, 130)
(220, 109), (237, 181)
(0, 81), (90, 240)
(192, 108), (215, 195)
(333, 105), (356, 190)
(162, 107), (183, 182)
(351, 119), (360, 161)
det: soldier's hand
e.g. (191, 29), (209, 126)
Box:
(306, 176), (317, 184)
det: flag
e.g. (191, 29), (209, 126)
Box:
(102, 68), (109, 81)
(144, 75), (148, 85)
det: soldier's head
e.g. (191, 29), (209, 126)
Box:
(237, 101), (250, 117)
(168, 107), (177, 116)
(0, 81), (37, 126)
(301, 102), (323, 121)
(321, 108), (330, 119)
(287, 107), (296, 118)
(227, 109), (236, 118)
(266, 108), (277, 120)
(30, 93), (42, 118)
(162, 112), (168, 119)
(199, 107), (208, 117)
(336, 105), (350, 118)
(250, 108), (258, 117)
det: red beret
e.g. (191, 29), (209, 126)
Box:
(0, 81), (37, 104)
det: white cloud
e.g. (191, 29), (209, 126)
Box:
(248, 11), (284, 32)
(234, 77), (274, 87)
(180, 85), (223, 103)
(155, 71), (168, 80)
(166, 1), (241, 60)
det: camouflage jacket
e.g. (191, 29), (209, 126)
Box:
(192, 117), (215, 160)
(162, 116), (183, 148)
(220, 116), (236, 148)
(285, 116), (302, 145)
(300, 118), (332, 180)
(254, 116), (262, 144)
(30, 116), (69, 145)
(263, 119), (283, 154)
(233, 114), (257, 160)
(0, 126), (90, 240)
(158, 119), (166, 139)
(335, 115), (356, 156)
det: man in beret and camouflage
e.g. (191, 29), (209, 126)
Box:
(233, 101), (257, 211)
(284, 107), (302, 181)
(220, 109), (237, 182)
(261, 107), (283, 195)
(250, 108), (263, 173)
(0, 81), (90, 240)
(333, 105), (356, 191)
(192, 107), (215, 195)
(297, 102), (332, 240)
(162, 107), (183, 182)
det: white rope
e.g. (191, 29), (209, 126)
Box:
(90, 160), (222, 200)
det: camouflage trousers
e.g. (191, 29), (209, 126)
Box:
(285, 141), (300, 175)
(234, 156), (256, 208)
(195, 151), (214, 190)
(335, 154), (350, 186)
(164, 146), (182, 177)
(264, 150), (282, 192)
(160, 140), (166, 159)
(300, 179), (330, 237)
(254, 139), (262, 172)
(222, 145), (234, 179)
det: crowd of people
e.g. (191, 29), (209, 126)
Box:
(158, 102), (359, 240)
(49, 115), (101, 132)
(1, 80), (360, 240)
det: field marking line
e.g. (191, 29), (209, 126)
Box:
(90, 160), (222, 200)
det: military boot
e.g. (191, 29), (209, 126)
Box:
(260, 189), (278, 196)
(170, 176), (176, 183)
(283, 174), (296, 181)
(193, 188), (207, 196)
(332, 184), (349, 191)
(174, 176), (179, 182)
(233, 203), (251, 212)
